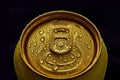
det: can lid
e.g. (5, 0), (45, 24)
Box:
(20, 10), (102, 79)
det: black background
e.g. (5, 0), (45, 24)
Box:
(2, 1), (120, 80)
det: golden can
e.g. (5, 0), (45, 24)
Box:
(14, 10), (108, 80)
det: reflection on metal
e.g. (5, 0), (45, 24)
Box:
(14, 10), (108, 80)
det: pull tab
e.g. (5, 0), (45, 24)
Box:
(49, 28), (72, 55)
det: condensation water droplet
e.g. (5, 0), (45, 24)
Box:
(34, 43), (37, 46)
(47, 46), (49, 50)
(73, 43), (76, 46)
(40, 45), (42, 48)
(55, 30), (57, 33)
(40, 60), (44, 64)
(35, 53), (38, 56)
(39, 31), (44, 35)
(77, 53), (80, 57)
(79, 39), (82, 41)
(35, 49), (38, 52)
(41, 36), (45, 42)
(75, 48), (78, 50)
(53, 32), (55, 34)
(62, 28), (65, 31)
(69, 46), (71, 49)
(48, 54), (51, 57)
(88, 45), (91, 49)
(30, 41), (33, 44)
(44, 47), (47, 50)
(71, 54), (75, 59)
(79, 34), (82, 38)
(75, 32), (78, 35)
(73, 49), (76, 51)
(80, 26), (83, 29)
(47, 30), (50, 33)
(79, 42), (82, 44)
(53, 60), (56, 63)
(28, 45), (31, 48)
(85, 42), (88, 45)
(64, 59), (67, 62)
(58, 26), (60, 28)
(31, 50), (34, 53)
(45, 27), (47, 29)
(53, 65), (58, 71)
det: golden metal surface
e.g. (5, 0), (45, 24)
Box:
(19, 10), (102, 79)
